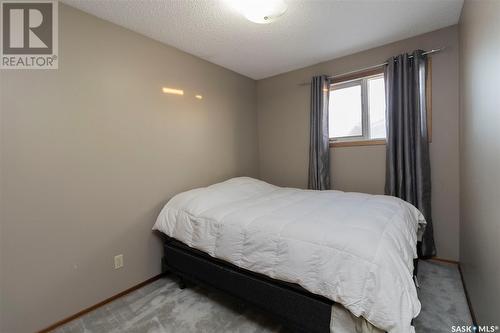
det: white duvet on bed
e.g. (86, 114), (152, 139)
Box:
(153, 177), (425, 333)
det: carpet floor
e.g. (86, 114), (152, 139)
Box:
(53, 260), (472, 333)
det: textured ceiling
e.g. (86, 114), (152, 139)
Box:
(62, 0), (464, 80)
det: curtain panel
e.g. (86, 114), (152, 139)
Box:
(384, 50), (436, 258)
(308, 75), (331, 190)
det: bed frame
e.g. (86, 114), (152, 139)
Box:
(161, 235), (420, 333)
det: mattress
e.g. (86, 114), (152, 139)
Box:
(153, 177), (425, 333)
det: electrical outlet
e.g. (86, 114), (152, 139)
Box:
(114, 254), (124, 269)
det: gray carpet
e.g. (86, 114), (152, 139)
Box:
(413, 261), (472, 332)
(53, 260), (472, 333)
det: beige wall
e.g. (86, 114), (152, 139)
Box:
(0, 4), (258, 333)
(257, 26), (460, 261)
(459, 0), (500, 324)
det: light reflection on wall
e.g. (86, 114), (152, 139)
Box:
(162, 87), (184, 95)
(162, 87), (203, 100)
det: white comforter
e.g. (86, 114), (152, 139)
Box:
(153, 177), (425, 333)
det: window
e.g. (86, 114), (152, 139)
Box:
(329, 71), (386, 145)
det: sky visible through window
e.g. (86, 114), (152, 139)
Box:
(329, 85), (362, 138)
(329, 75), (386, 140)
(368, 77), (386, 139)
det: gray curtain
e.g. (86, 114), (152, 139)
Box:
(384, 50), (436, 258)
(308, 75), (331, 190)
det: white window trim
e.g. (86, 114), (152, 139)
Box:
(329, 73), (385, 143)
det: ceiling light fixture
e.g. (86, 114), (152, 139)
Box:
(229, 0), (287, 24)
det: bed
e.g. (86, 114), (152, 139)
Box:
(153, 177), (425, 333)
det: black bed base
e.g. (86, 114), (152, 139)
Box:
(162, 236), (419, 332)
(162, 236), (333, 333)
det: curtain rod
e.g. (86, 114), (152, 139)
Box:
(298, 48), (444, 86)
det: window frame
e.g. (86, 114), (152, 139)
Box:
(328, 68), (386, 147)
(329, 59), (432, 148)
(329, 79), (365, 141)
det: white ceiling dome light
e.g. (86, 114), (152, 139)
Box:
(228, 0), (288, 24)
